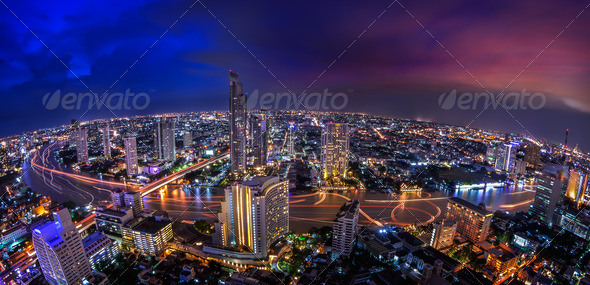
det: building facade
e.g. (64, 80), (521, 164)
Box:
(332, 199), (360, 259)
(82, 231), (119, 271)
(229, 71), (248, 175)
(124, 135), (139, 176)
(102, 123), (111, 158)
(154, 119), (176, 161)
(33, 208), (92, 285)
(430, 221), (456, 250)
(321, 123), (350, 179)
(131, 217), (173, 256)
(445, 197), (492, 243)
(75, 127), (88, 163)
(494, 142), (518, 173)
(215, 176), (289, 258)
(530, 169), (566, 225)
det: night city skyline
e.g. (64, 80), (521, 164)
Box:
(1, 0), (590, 149)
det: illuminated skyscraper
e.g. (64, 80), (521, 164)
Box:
(249, 114), (267, 167)
(530, 167), (566, 225)
(154, 118), (176, 161)
(229, 71), (247, 174)
(75, 126), (88, 163)
(124, 135), (138, 176)
(566, 170), (588, 208)
(33, 208), (92, 285)
(430, 220), (456, 250)
(215, 176), (289, 258)
(332, 199), (359, 259)
(494, 142), (518, 173)
(524, 143), (541, 167)
(445, 197), (492, 243)
(103, 122), (111, 158)
(183, 131), (192, 149)
(321, 123), (350, 179)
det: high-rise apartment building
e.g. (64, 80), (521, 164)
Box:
(249, 114), (267, 168)
(75, 127), (89, 163)
(154, 118), (176, 161)
(321, 123), (350, 179)
(530, 168), (566, 225)
(103, 122), (111, 158)
(33, 208), (92, 285)
(524, 143), (541, 167)
(124, 135), (138, 176)
(494, 142), (518, 173)
(215, 176), (289, 258)
(183, 131), (192, 149)
(445, 197), (492, 243)
(229, 71), (247, 175)
(430, 220), (456, 250)
(332, 199), (360, 259)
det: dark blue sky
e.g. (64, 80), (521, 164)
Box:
(1, 0), (590, 149)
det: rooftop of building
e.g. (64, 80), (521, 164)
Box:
(82, 231), (110, 248)
(448, 197), (492, 216)
(95, 208), (130, 218)
(132, 217), (171, 234)
(335, 199), (360, 220)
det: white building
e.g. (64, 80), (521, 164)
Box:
(214, 176), (289, 258)
(332, 199), (359, 259)
(33, 208), (92, 285)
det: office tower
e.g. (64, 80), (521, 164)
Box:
(321, 123), (350, 179)
(229, 71), (247, 175)
(524, 144), (541, 167)
(124, 136), (139, 176)
(183, 131), (192, 149)
(129, 217), (172, 256)
(33, 208), (92, 285)
(430, 220), (456, 250)
(110, 189), (125, 210)
(124, 191), (144, 217)
(249, 114), (267, 168)
(445, 197), (492, 243)
(494, 142), (518, 173)
(75, 127), (89, 163)
(154, 118), (176, 161)
(332, 199), (359, 259)
(566, 170), (588, 208)
(82, 231), (119, 271)
(102, 123), (111, 158)
(215, 177), (289, 257)
(530, 169), (566, 225)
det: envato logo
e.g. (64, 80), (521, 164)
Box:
(42, 89), (150, 111)
(438, 89), (546, 111)
(246, 89), (348, 110)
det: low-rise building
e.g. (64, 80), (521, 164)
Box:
(83, 231), (119, 271)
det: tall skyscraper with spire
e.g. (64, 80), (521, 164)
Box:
(229, 71), (247, 175)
